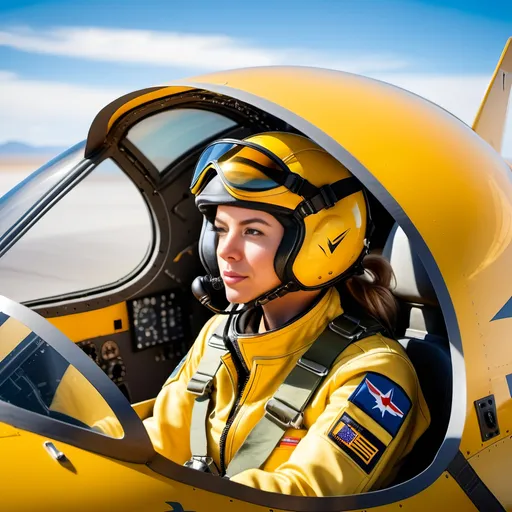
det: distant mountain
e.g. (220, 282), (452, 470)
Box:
(0, 141), (67, 156)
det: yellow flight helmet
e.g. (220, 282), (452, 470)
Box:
(191, 132), (371, 311)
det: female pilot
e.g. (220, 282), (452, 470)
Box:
(143, 132), (430, 496)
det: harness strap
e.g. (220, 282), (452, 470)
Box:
(226, 313), (383, 477)
(187, 317), (229, 457)
(186, 308), (384, 476)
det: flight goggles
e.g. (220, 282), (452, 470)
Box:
(190, 139), (318, 198)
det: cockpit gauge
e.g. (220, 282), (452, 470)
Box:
(106, 357), (126, 383)
(101, 340), (120, 361)
(80, 340), (100, 365)
(137, 306), (158, 331)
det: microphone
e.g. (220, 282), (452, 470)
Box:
(191, 275), (232, 314)
(191, 275), (299, 315)
(209, 276), (225, 290)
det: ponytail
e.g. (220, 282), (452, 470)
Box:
(344, 254), (398, 334)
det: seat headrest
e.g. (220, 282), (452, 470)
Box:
(382, 224), (438, 307)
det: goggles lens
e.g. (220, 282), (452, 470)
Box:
(191, 141), (288, 195)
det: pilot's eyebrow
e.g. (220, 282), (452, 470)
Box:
(215, 217), (272, 227)
(239, 218), (272, 227)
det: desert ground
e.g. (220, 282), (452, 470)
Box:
(1, 154), (511, 305)
(0, 158), (151, 303)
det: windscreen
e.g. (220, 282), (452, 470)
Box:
(0, 313), (123, 437)
(0, 141), (85, 248)
(125, 108), (237, 173)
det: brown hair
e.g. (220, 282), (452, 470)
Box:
(344, 254), (398, 334)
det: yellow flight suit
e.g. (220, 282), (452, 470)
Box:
(144, 287), (430, 496)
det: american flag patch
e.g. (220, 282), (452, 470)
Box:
(335, 424), (379, 464)
(279, 436), (301, 447)
(328, 413), (386, 473)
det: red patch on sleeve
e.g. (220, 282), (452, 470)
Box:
(279, 436), (301, 447)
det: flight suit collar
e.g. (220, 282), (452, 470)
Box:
(231, 287), (343, 368)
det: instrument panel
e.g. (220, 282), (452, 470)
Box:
(78, 289), (193, 403)
(129, 290), (186, 351)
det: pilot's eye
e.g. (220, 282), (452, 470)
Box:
(211, 224), (227, 234)
(245, 228), (263, 236)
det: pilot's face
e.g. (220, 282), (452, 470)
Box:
(215, 205), (284, 304)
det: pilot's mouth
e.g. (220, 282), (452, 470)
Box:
(223, 271), (247, 285)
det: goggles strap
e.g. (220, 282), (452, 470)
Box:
(283, 174), (319, 197)
(295, 177), (362, 218)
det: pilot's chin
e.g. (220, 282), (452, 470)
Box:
(224, 288), (248, 304)
(224, 284), (258, 305)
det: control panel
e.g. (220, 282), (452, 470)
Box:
(77, 289), (195, 403)
(129, 290), (186, 351)
(78, 339), (128, 397)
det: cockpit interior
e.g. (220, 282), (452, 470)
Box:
(0, 90), (453, 488)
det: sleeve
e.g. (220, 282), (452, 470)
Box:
(231, 354), (426, 496)
(143, 314), (221, 464)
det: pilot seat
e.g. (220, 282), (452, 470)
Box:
(381, 223), (453, 484)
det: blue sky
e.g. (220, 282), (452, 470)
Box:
(0, 0), (511, 156)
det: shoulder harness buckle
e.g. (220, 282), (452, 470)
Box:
(264, 397), (304, 429)
(187, 373), (214, 397)
(329, 312), (384, 342)
(297, 357), (328, 377)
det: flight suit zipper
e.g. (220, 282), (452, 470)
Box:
(219, 334), (249, 475)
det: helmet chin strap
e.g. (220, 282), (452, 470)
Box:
(192, 237), (371, 316)
(191, 274), (300, 315)
(253, 281), (300, 307)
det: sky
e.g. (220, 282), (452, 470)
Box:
(0, 0), (511, 157)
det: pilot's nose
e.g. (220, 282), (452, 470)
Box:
(217, 231), (243, 262)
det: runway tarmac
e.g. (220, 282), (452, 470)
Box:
(0, 167), (151, 303)
(2, 156), (511, 304)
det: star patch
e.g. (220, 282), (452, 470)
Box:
(328, 413), (385, 473)
(349, 372), (411, 437)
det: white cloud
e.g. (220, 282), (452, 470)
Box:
(0, 68), (510, 158)
(0, 71), (126, 146)
(0, 26), (407, 73)
(0, 70), (17, 81)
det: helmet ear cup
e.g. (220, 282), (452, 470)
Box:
(273, 215), (304, 285)
(198, 217), (220, 277)
(292, 192), (367, 288)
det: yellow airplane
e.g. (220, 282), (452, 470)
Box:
(0, 37), (511, 512)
